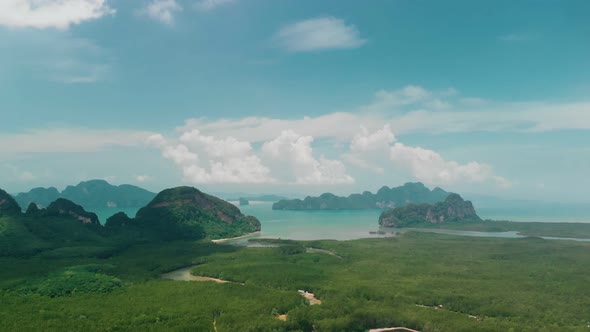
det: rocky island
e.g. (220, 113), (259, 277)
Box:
(379, 193), (482, 227)
(272, 182), (449, 210)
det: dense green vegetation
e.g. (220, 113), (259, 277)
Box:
(3, 184), (590, 331)
(0, 188), (22, 216)
(134, 186), (261, 240)
(405, 219), (590, 239)
(379, 193), (481, 227)
(1, 233), (589, 331)
(0, 185), (260, 258)
(14, 179), (156, 210)
(273, 182), (449, 210)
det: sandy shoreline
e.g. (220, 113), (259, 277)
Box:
(211, 231), (261, 243)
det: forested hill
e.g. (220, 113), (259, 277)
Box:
(379, 193), (482, 228)
(272, 182), (449, 210)
(14, 180), (156, 210)
(0, 186), (260, 257)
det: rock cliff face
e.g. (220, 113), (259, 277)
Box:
(46, 198), (100, 225)
(134, 187), (261, 240)
(379, 193), (481, 227)
(273, 182), (449, 210)
(0, 189), (21, 216)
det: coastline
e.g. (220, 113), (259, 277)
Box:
(211, 231), (261, 243)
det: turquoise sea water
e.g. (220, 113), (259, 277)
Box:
(92, 202), (590, 242)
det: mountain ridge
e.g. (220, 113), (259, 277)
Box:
(14, 180), (156, 210)
(272, 182), (450, 210)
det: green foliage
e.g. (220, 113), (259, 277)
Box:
(273, 182), (449, 210)
(105, 211), (132, 227)
(46, 198), (100, 225)
(379, 193), (481, 227)
(276, 244), (307, 255)
(0, 188), (22, 216)
(134, 186), (261, 240)
(18, 264), (121, 297)
(0, 233), (589, 331)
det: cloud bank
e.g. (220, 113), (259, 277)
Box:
(0, 0), (114, 29)
(274, 17), (366, 52)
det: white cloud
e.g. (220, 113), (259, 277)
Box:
(179, 112), (384, 143)
(163, 144), (198, 164)
(135, 175), (152, 183)
(274, 17), (366, 52)
(140, 0), (182, 25)
(0, 0), (114, 29)
(194, 0), (236, 11)
(343, 125), (396, 174)
(262, 130), (354, 185)
(151, 129), (273, 184)
(389, 142), (510, 187)
(0, 128), (156, 155)
(350, 125), (396, 153)
(150, 128), (354, 185)
(178, 86), (590, 143)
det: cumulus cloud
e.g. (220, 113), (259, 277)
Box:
(140, 0), (182, 25)
(0, 0), (114, 29)
(350, 125), (396, 153)
(194, 0), (236, 11)
(150, 130), (273, 184)
(389, 142), (510, 187)
(274, 17), (366, 52)
(149, 128), (354, 185)
(343, 125), (396, 174)
(262, 130), (354, 185)
(339, 125), (510, 187)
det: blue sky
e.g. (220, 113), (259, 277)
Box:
(1, 0), (589, 202)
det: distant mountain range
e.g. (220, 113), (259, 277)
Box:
(1, 185), (260, 257)
(14, 180), (156, 210)
(272, 182), (450, 210)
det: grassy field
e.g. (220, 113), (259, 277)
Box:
(1, 232), (589, 331)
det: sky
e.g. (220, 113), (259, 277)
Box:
(1, 0), (589, 202)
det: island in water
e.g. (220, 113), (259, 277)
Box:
(272, 182), (449, 210)
(379, 193), (481, 227)
(239, 197), (250, 206)
(14, 179), (156, 210)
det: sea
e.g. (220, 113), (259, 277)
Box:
(93, 202), (590, 242)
